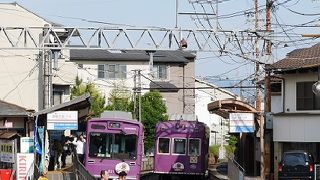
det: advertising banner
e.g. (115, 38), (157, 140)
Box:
(17, 153), (34, 179)
(0, 140), (14, 163)
(20, 137), (34, 153)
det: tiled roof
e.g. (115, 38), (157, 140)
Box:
(267, 43), (320, 71)
(0, 100), (30, 117)
(70, 49), (196, 63)
(149, 81), (179, 92)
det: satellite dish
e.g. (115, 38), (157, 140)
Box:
(312, 81), (320, 95)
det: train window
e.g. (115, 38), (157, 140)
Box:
(188, 138), (201, 156)
(91, 124), (106, 129)
(88, 132), (137, 160)
(158, 138), (170, 154)
(89, 133), (112, 158)
(173, 138), (186, 155)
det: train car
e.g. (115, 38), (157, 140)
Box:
(154, 119), (210, 180)
(84, 111), (143, 180)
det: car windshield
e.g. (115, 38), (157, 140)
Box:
(283, 153), (307, 166)
(89, 132), (137, 160)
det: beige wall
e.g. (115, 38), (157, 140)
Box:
(0, 4), (77, 110)
(163, 61), (195, 115)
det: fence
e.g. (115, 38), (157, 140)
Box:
(228, 158), (245, 180)
(141, 155), (154, 172)
(72, 151), (95, 180)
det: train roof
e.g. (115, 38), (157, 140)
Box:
(88, 117), (142, 126)
(156, 120), (207, 127)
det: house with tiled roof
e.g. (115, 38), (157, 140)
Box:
(0, 100), (33, 168)
(266, 43), (320, 179)
(70, 49), (196, 115)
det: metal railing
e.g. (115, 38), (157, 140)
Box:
(25, 162), (35, 180)
(228, 158), (245, 180)
(72, 151), (96, 180)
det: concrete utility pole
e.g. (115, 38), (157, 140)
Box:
(253, 0), (265, 179)
(138, 70), (142, 122)
(132, 69), (142, 122)
(132, 70), (137, 119)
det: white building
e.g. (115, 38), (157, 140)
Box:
(195, 79), (238, 146)
(70, 49), (196, 115)
(268, 43), (320, 179)
(0, 3), (77, 111)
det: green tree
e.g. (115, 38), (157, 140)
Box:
(134, 91), (168, 152)
(71, 76), (106, 117)
(224, 135), (238, 157)
(105, 82), (131, 111)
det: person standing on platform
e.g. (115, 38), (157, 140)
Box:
(73, 134), (85, 163)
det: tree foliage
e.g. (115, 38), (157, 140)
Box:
(134, 91), (168, 152)
(224, 135), (238, 157)
(71, 76), (106, 117)
(105, 82), (131, 112)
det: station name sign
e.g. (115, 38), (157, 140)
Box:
(47, 111), (78, 130)
(229, 113), (254, 133)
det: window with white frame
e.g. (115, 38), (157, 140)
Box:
(158, 137), (170, 154)
(153, 65), (168, 80)
(296, 81), (320, 110)
(98, 64), (127, 79)
(173, 138), (186, 155)
(188, 138), (201, 156)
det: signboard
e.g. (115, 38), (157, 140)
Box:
(229, 113), (254, 133)
(47, 111), (78, 130)
(17, 153), (34, 179)
(20, 137), (34, 153)
(0, 140), (15, 163)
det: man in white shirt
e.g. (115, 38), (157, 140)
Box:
(74, 135), (85, 163)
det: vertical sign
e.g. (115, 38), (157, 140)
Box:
(17, 153), (34, 179)
(20, 137), (34, 153)
(0, 140), (14, 163)
(229, 113), (254, 133)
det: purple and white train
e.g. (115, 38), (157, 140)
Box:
(154, 119), (210, 180)
(84, 112), (143, 180)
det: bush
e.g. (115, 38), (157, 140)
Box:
(209, 145), (220, 158)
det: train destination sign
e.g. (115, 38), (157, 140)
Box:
(47, 111), (78, 130)
(229, 113), (254, 133)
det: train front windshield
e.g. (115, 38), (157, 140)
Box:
(89, 132), (137, 160)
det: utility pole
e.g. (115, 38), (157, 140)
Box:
(132, 69), (142, 122)
(132, 70), (137, 119)
(253, 0), (264, 179)
(138, 70), (142, 122)
(264, 0), (273, 179)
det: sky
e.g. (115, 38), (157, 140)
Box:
(2, 0), (320, 97)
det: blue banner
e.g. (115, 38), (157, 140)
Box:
(34, 116), (42, 155)
(38, 126), (45, 174)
